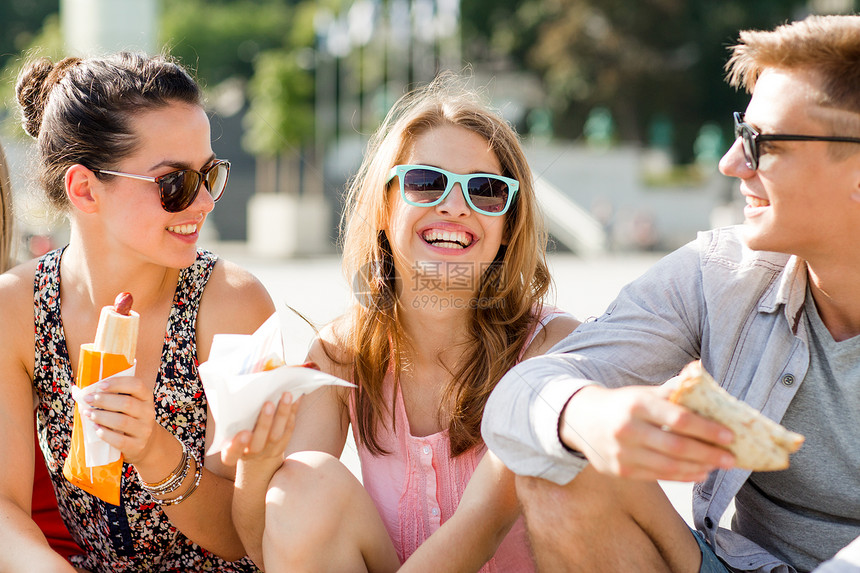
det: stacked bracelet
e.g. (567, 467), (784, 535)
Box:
(158, 455), (203, 507)
(139, 439), (191, 497)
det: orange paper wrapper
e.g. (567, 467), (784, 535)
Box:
(62, 343), (130, 506)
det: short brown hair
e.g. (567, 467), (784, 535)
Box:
(725, 15), (860, 114)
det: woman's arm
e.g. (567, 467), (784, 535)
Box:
(0, 269), (77, 572)
(87, 259), (275, 561)
(225, 324), (352, 568)
(284, 326), (354, 457)
(400, 451), (519, 573)
(186, 259), (278, 559)
(0, 368), (77, 573)
(402, 314), (582, 572)
(521, 314), (581, 360)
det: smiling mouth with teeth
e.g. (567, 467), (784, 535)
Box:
(422, 229), (473, 249)
(746, 196), (770, 208)
(167, 224), (198, 235)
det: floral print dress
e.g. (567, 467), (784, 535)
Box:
(32, 247), (259, 573)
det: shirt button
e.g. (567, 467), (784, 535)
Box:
(781, 374), (795, 386)
(431, 508), (439, 516)
(422, 446), (430, 454)
(704, 517), (714, 529)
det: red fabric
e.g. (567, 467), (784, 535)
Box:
(32, 435), (82, 560)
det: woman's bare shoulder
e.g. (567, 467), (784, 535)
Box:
(196, 258), (275, 361)
(307, 316), (354, 382)
(522, 313), (580, 360)
(200, 259), (275, 324)
(0, 259), (39, 322)
(204, 257), (272, 303)
(0, 259), (40, 379)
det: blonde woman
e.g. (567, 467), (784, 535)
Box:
(227, 75), (579, 572)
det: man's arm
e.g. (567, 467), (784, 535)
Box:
(483, 240), (728, 483)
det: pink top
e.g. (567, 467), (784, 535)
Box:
(351, 308), (567, 570)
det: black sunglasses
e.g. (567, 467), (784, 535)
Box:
(93, 160), (230, 212)
(733, 112), (860, 171)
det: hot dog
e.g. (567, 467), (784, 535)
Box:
(93, 292), (139, 363)
(63, 292), (139, 505)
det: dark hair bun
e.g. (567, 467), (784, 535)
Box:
(16, 57), (82, 138)
(16, 52), (201, 212)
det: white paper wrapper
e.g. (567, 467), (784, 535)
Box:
(199, 312), (354, 456)
(69, 362), (135, 467)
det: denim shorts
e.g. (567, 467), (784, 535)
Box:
(692, 528), (731, 573)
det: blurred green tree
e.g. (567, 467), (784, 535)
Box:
(162, 0), (321, 194)
(0, 13), (63, 135)
(0, 0), (59, 72)
(243, 49), (314, 157)
(243, 47), (314, 195)
(161, 0), (295, 87)
(0, 0), (829, 168)
(468, 0), (810, 162)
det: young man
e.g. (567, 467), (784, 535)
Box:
(483, 14), (860, 573)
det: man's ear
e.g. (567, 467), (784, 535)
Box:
(65, 164), (99, 214)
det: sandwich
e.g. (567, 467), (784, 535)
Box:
(666, 361), (804, 471)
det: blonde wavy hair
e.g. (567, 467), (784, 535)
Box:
(0, 143), (13, 272)
(335, 73), (552, 457)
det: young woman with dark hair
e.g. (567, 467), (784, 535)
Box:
(0, 52), (283, 572)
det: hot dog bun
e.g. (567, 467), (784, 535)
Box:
(667, 361), (804, 471)
(93, 292), (139, 364)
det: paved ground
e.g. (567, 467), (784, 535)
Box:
(206, 242), (698, 525)
(210, 243), (666, 326)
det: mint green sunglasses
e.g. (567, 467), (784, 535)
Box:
(387, 164), (519, 216)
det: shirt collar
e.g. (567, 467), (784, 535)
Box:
(760, 255), (807, 333)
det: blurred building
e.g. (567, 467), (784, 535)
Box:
(62, 0), (158, 56)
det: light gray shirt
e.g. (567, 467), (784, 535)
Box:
(482, 226), (860, 573)
(734, 286), (860, 572)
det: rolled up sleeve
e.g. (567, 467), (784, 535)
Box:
(483, 239), (707, 485)
(483, 357), (591, 485)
